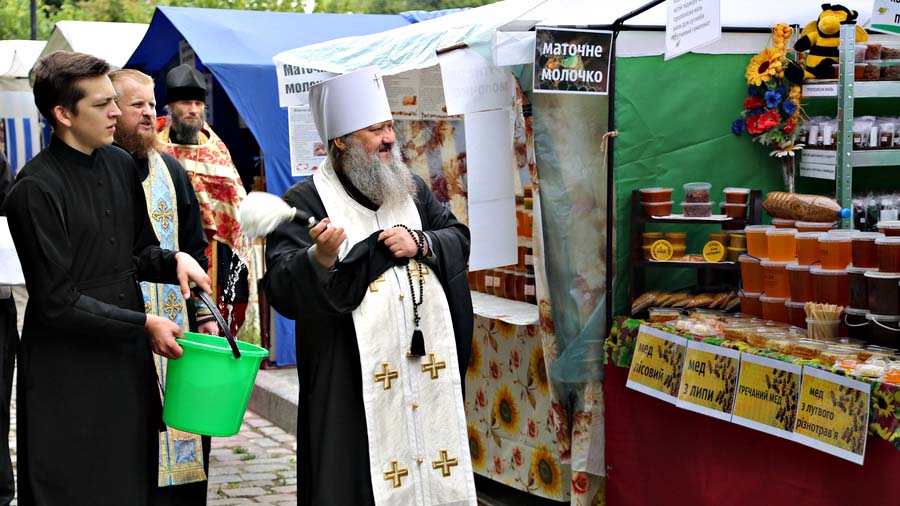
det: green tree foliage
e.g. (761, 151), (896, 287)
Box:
(315, 0), (499, 14)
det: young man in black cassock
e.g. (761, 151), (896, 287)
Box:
(2, 51), (211, 506)
(264, 67), (476, 506)
(0, 151), (16, 506)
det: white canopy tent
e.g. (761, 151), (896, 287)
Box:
(0, 40), (46, 173)
(37, 21), (149, 71)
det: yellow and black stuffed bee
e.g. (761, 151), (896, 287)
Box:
(791, 4), (868, 81)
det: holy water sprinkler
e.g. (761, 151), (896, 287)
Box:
(239, 191), (318, 239)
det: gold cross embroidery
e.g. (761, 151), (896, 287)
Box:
(162, 291), (184, 321)
(369, 273), (386, 292)
(432, 450), (458, 477)
(421, 353), (446, 380)
(409, 260), (429, 283)
(151, 200), (175, 231)
(374, 363), (399, 390)
(383, 460), (408, 488)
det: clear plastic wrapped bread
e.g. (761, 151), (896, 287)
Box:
(762, 191), (841, 222)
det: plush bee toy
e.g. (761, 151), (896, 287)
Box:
(791, 4), (868, 81)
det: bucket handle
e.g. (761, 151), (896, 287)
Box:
(869, 315), (900, 332)
(844, 312), (869, 327)
(192, 286), (242, 359)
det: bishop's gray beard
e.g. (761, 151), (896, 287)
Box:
(341, 137), (416, 209)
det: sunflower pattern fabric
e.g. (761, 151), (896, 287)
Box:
(607, 318), (900, 453)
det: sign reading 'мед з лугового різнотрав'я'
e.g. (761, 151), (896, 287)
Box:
(792, 366), (871, 465)
(532, 27), (612, 95)
(626, 325), (687, 404)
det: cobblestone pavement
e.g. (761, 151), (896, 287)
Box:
(10, 286), (297, 505)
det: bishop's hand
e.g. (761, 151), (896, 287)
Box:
(310, 218), (346, 269)
(145, 314), (184, 359)
(378, 226), (423, 258)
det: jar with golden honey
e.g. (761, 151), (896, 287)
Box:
(745, 225), (773, 257)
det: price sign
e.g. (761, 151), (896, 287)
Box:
(626, 325), (687, 404)
(650, 240), (674, 261)
(731, 353), (802, 440)
(676, 340), (741, 420)
(793, 367), (871, 465)
(702, 240), (725, 262)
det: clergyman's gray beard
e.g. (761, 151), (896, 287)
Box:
(341, 139), (416, 208)
(171, 109), (205, 144)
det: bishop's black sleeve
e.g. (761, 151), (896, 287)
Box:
(263, 181), (398, 321)
(5, 178), (157, 334)
(164, 154), (209, 271)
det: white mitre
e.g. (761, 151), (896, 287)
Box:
(309, 66), (393, 143)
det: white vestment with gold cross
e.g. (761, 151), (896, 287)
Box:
(314, 159), (476, 506)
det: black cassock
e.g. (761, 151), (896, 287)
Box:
(3, 138), (180, 506)
(264, 173), (473, 506)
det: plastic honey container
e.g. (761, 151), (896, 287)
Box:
(851, 232), (883, 268)
(844, 307), (871, 342)
(766, 228), (797, 261)
(786, 299), (808, 329)
(877, 221), (900, 237)
(641, 201), (673, 217)
(818, 234), (852, 270)
(771, 218), (797, 229)
(866, 313), (900, 348)
(739, 255), (763, 293)
(795, 221), (837, 233)
(642, 231), (663, 246)
(729, 233), (747, 249)
(796, 232), (823, 266)
(709, 232), (729, 246)
(787, 262), (813, 303)
(810, 266), (850, 306)
(640, 187), (673, 203)
(847, 266), (874, 310)
(864, 270), (900, 316)
(723, 187), (750, 204)
(876, 237), (900, 273)
(761, 259), (791, 298)
(721, 203), (747, 219)
(665, 232), (687, 246)
(745, 225), (773, 257)
(760, 295), (789, 324)
(739, 292), (762, 318)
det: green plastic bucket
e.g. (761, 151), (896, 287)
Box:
(163, 332), (269, 437)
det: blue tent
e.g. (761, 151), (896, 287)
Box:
(127, 6), (411, 365)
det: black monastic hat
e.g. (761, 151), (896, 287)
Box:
(165, 64), (206, 104)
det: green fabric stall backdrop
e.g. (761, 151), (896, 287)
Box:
(612, 53), (787, 315)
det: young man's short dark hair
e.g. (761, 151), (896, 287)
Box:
(32, 51), (110, 128)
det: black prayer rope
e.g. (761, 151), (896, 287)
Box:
(393, 223), (426, 356)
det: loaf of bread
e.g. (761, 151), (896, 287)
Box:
(762, 191), (840, 222)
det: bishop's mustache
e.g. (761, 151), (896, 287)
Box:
(378, 143), (392, 153)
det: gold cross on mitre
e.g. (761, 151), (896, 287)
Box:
(162, 290), (184, 321)
(151, 200), (175, 230)
(421, 353), (446, 380)
(409, 260), (429, 283)
(383, 460), (408, 488)
(369, 273), (386, 292)
(432, 450), (458, 477)
(374, 363), (399, 390)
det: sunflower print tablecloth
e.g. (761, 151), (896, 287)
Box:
(606, 318), (900, 452)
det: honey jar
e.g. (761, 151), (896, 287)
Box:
(739, 255), (763, 293)
(810, 266), (850, 306)
(818, 235), (852, 270)
(760, 295), (789, 324)
(786, 262), (813, 303)
(765, 228), (797, 262)
(761, 259), (791, 298)
(745, 225), (773, 257)
(876, 236), (900, 273)
(740, 291), (763, 318)
(851, 232), (883, 268)
(795, 232), (823, 266)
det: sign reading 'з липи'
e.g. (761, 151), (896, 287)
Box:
(626, 325), (687, 404)
(793, 366), (871, 465)
(676, 340), (740, 421)
(533, 27), (613, 95)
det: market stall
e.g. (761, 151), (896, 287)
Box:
(0, 40), (44, 173)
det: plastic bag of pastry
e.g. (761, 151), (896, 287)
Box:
(684, 293), (714, 309)
(762, 191), (841, 222)
(722, 293), (741, 312)
(631, 291), (659, 315)
(662, 292), (692, 308)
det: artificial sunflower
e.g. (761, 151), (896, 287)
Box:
(493, 385), (519, 434)
(530, 347), (550, 394)
(746, 47), (784, 86)
(870, 415), (895, 440)
(468, 337), (481, 375)
(872, 387), (897, 419)
(494, 319), (517, 338)
(529, 446), (562, 496)
(467, 424), (485, 471)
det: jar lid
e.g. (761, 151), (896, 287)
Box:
(737, 254), (759, 263)
(810, 266), (848, 275)
(818, 234), (852, 243)
(759, 295), (787, 303)
(875, 236), (900, 244)
(739, 291), (761, 297)
(785, 299), (806, 308)
(723, 187), (750, 194)
(844, 307), (869, 316)
(766, 228), (798, 235)
(641, 200), (674, 205)
(876, 220), (900, 229)
(744, 225), (774, 233)
(852, 232), (884, 241)
(795, 232), (825, 239)
(795, 221), (836, 228)
(863, 270), (900, 279)
(826, 229), (860, 235)
(760, 259), (791, 267)
(729, 233), (746, 238)
(728, 247), (747, 252)
(786, 262), (810, 271)
(640, 187), (673, 193)
(866, 312), (900, 323)
(720, 203), (747, 208)
(680, 201), (715, 206)
(683, 182), (711, 190)
(846, 265), (875, 274)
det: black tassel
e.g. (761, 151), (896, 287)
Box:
(409, 329), (426, 357)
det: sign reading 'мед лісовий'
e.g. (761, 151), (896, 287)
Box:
(533, 27), (612, 95)
(626, 325), (687, 404)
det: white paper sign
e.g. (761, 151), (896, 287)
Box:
(276, 65), (337, 108)
(872, 0), (900, 36)
(437, 48), (514, 115)
(287, 106), (326, 177)
(665, 0), (721, 60)
(0, 218), (24, 286)
(465, 108), (516, 270)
